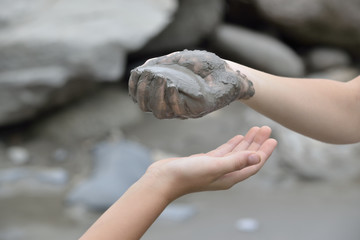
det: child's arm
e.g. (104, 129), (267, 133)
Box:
(80, 126), (277, 240)
(226, 60), (360, 144)
(129, 50), (360, 144)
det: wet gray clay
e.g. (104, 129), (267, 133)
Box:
(129, 50), (254, 119)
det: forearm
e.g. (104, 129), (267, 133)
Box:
(80, 128), (278, 240)
(226, 60), (360, 144)
(80, 175), (173, 240)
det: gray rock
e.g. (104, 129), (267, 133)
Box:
(0, 0), (177, 126)
(307, 66), (359, 82)
(52, 148), (69, 162)
(276, 129), (360, 181)
(306, 47), (351, 71)
(66, 140), (152, 211)
(255, 0), (360, 52)
(35, 87), (143, 144)
(211, 24), (305, 77)
(35, 168), (68, 185)
(140, 0), (224, 55)
(0, 167), (69, 185)
(7, 146), (30, 165)
(159, 204), (196, 222)
(235, 218), (260, 233)
(242, 108), (360, 182)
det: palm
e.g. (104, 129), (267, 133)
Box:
(146, 126), (277, 198)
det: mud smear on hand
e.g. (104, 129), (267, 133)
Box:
(129, 50), (254, 119)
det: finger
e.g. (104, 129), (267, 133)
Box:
(128, 69), (141, 102)
(207, 135), (244, 157)
(167, 86), (186, 118)
(247, 126), (272, 151)
(150, 76), (173, 119)
(214, 138), (277, 187)
(136, 72), (152, 112)
(257, 138), (278, 161)
(232, 126), (260, 152)
(215, 151), (259, 176)
(157, 52), (181, 65)
(143, 57), (157, 66)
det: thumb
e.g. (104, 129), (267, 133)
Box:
(219, 151), (261, 174)
(247, 153), (261, 165)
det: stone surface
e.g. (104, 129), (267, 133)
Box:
(235, 218), (260, 233)
(7, 146), (30, 165)
(211, 24), (305, 77)
(242, 108), (360, 182)
(159, 204), (196, 222)
(305, 47), (351, 71)
(307, 66), (359, 82)
(139, 0), (224, 55)
(35, 86), (143, 144)
(66, 140), (152, 210)
(0, 167), (68, 197)
(255, 0), (360, 52)
(0, 0), (177, 126)
(275, 129), (360, 181)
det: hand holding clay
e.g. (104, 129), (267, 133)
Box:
(129, 50), (255, 119)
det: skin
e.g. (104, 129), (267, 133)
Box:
(225, 61), (360, 144)
(129, 50), (254, 119)
(81, 50), (359, 239)
(130, 50), (360, 144)
(80, 126), (278, 240)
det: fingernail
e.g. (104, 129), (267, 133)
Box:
(248, 154), (261, 165)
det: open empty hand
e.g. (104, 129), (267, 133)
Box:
(145, 126), (277, 200)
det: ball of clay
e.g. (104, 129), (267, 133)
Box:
(128, 50), (254, 119)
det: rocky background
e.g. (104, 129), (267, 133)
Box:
(1, 0), (360, 239)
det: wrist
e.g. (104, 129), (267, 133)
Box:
(139, 170), (180, 204)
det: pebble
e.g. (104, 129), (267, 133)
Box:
(235, 218), (260, 233)
(7, 146), (30, 165)
(159, 204), (196, 222)
(52, 148), (69, 162)
(0, 167), (68, 185)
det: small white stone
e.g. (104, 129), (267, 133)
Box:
(235, 218), (259, 233)
(7, 146), (30, 165)
(53, 148), (69, 162)
(159, 204), (196, 222)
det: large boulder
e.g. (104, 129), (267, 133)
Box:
(305, 47), (351, 72)
(242, 108), (360, 182)
(66, 140), (152, 211)
(34, 86), (143, 144)
(211, 24), (305, 77)
(0, 0), (177, 126)
(138, 0), (225, 56)
(255, 0), (360, 53)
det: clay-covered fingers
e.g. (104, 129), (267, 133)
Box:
(128, 69), (140, 103)
(129, 50), (255, 119)
(136, 73), (153, 112)
(150, 76), (171, 118)
(167, 86), (187, 118)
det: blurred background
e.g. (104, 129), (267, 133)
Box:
(0, 0), (360, 239)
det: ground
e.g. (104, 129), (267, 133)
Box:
(0, 88), (359, 240)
